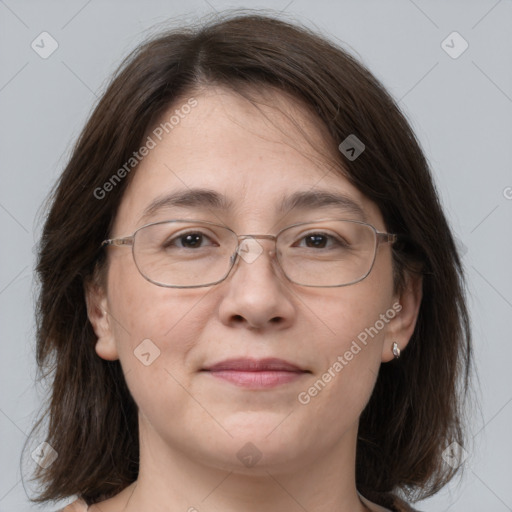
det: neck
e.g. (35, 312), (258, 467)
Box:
(112, 413), (369, 512)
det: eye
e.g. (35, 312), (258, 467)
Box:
(296, 232), (348, 249)
(163, 230), (217, 249)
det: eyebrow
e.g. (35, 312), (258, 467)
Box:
(139, 189), (234, 224)
(138, 188), (367, 224)
(279, 190), (367, 221)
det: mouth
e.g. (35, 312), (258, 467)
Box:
(201, 357), (311, 389)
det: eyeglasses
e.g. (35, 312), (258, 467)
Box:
(101, 219), (397, 288)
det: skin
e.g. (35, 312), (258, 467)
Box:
(85, 86), (422, 512)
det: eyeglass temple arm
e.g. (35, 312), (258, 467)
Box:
(101, 237), (134, 247)
(376, 233), (398, 245)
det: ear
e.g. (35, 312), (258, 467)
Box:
(84, 275), (119, 361)
(381, 271), (423, 362)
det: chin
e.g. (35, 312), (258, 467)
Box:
(221, 410), (296, 438)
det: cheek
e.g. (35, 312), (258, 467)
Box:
(305, 290), (389, 393)
(303, 257), (395, 355)
(108, 255), (208, 347)
(107, 292), (216, 441)
(296, 252), (395, 410)
(106, 259), (212, 403)
(294, 302), (390, 448)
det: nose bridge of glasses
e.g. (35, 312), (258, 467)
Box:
(237, 234), (277, 241)
(237, 234), (277, 252)
(232, 234), (279, 266)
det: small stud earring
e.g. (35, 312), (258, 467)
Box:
(392, 341), (401, 359)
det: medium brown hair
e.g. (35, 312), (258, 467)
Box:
(26, 11), (474, 508)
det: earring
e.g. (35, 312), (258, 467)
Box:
(392, 341), (401, 359)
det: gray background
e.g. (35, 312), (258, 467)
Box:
(1, 0), (511, 510)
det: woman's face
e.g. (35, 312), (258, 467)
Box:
(87, 87), (417, 474)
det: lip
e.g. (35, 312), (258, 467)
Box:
(203, 357), (306, 372)
(201, 358), (310, 389)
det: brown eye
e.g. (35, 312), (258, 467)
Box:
(296, 232), (348, 249)
(163, 231), (215, 249)
(304, 234), (328, 248)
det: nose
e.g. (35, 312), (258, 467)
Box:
(217, 237), (296, 330)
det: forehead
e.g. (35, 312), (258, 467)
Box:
(112, 87), (383, 233)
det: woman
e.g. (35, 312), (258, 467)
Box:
(27, 12), (473, 512)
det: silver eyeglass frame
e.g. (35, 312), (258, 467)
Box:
(101, 218), (398, 288)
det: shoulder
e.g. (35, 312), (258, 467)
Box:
(57, 494), (422, 512)
(56, 498), (88, 511)
(359, 491), (423, 512)
(390, 494), (423, 512)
